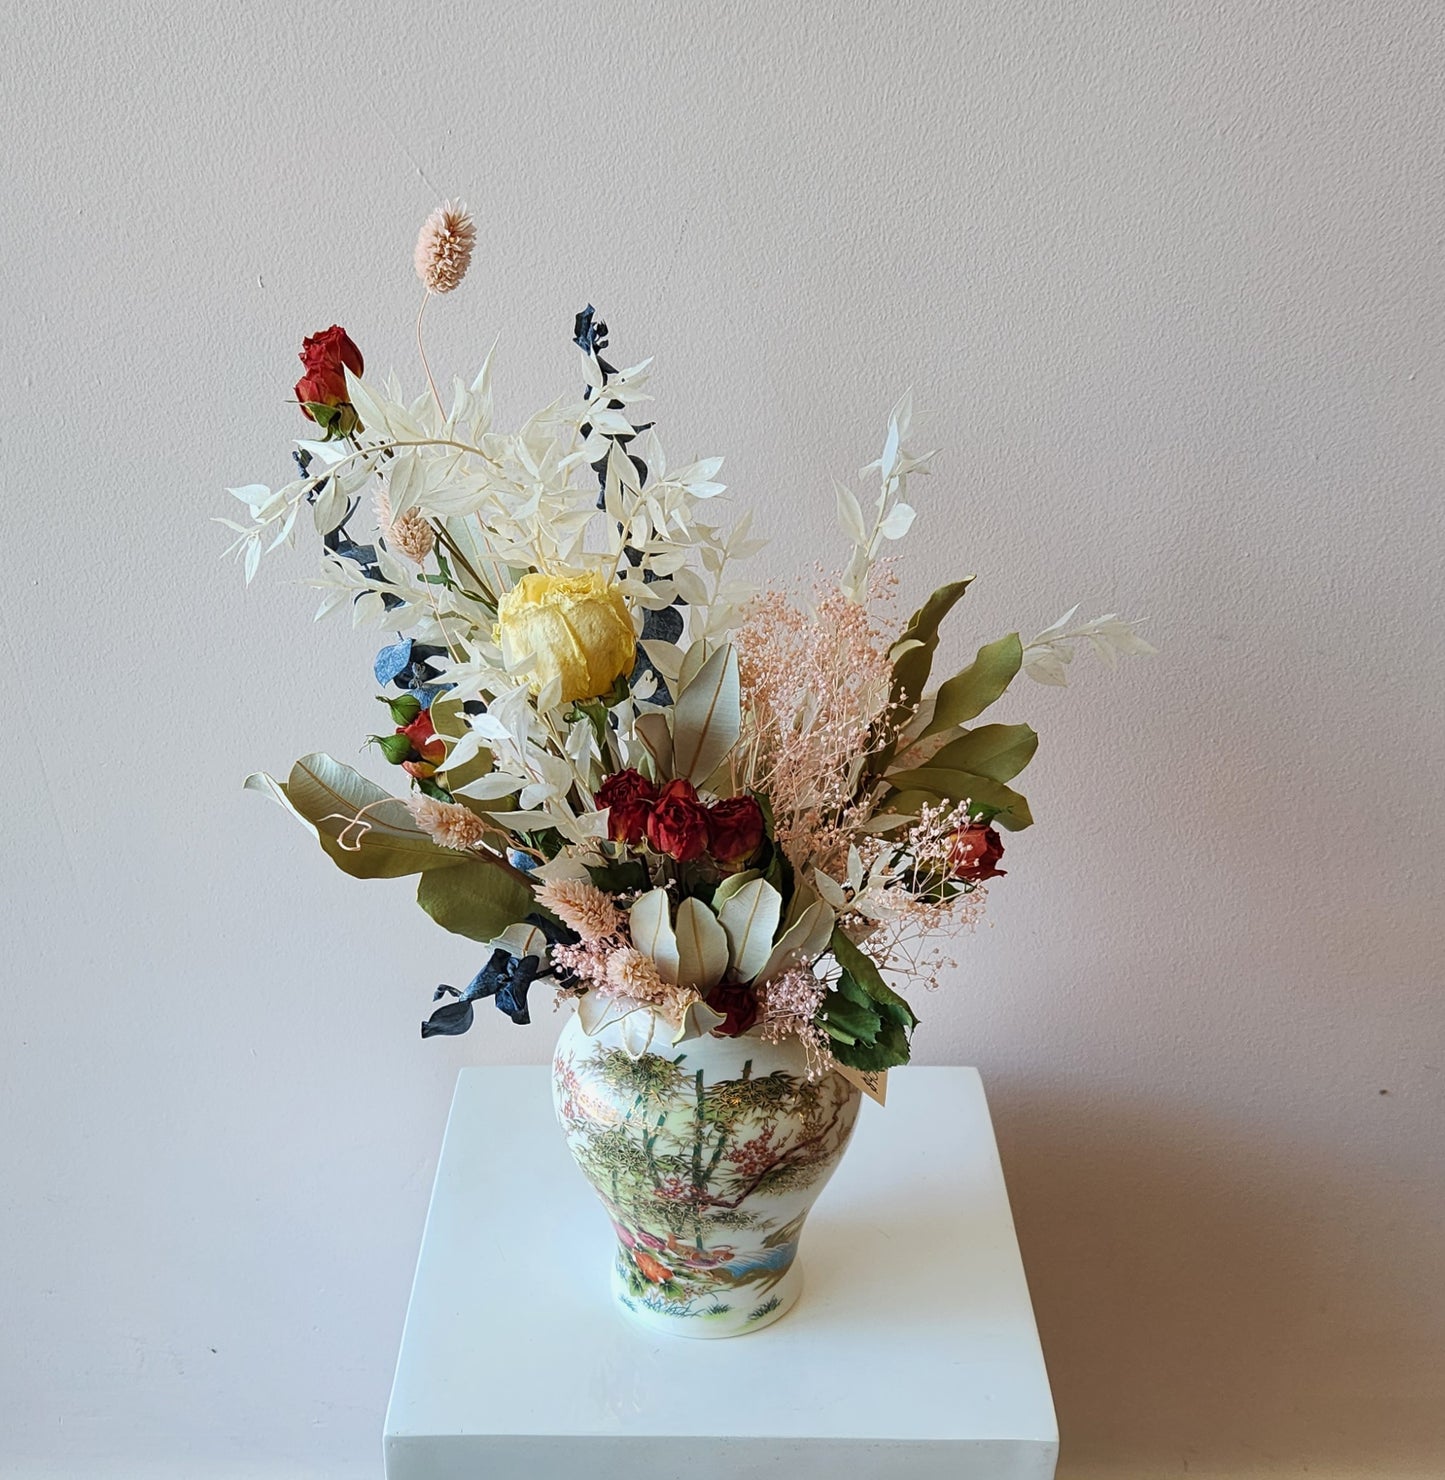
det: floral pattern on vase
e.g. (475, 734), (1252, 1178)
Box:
(552, 1007), (862, 1337)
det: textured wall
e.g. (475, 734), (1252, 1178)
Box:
(3, 3), (1442, 1477)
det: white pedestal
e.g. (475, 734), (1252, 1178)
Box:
(384, 1066), (1057, 1479)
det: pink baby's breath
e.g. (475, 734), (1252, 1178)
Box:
(757, 967), (832, 1077)
(735, 580), (899, 882)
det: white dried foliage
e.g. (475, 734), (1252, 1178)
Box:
(838, 389), (936, 601)
(1022, 606), (1157, 685)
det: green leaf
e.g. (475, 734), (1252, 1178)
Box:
(834, 969), (876, 1009)
(818, 988), (882, 1047)
(429, 695), (495, 793)
(923, 633), (1023, 737)
(762, 843), (794, 912)
(887, 579), (973, 719)
(671, 643), (741, 782)
(829, 1013), (912, 1071)
(585, 858), (649, 895)
(245, 753), (467, 879)
(861, 789), (938, 829)
(415, 859), (536, 943)
(926, 723), (1038, 783)
(880, 767), (1034, 830)
(830, 928), (918, 1030)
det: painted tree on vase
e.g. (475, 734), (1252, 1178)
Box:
(555, 1037), (859, 1318)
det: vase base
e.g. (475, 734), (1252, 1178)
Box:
(611, 1256), (803, 1339)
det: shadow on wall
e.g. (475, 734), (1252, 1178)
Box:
(995, 1090), (1445, 1479)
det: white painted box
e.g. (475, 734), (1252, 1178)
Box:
(385, 1065), (1056, 1479)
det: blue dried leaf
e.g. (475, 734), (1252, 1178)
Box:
(641, 604), (684, 644)
(421, 999), (474, 1037)
(524, 912), (578, 949)
(494, 975), (533, 1025)
(374, 639), (414, 687)
(461, 949), (515, 1002)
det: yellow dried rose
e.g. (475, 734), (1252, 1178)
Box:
(496, 569), (636, 703)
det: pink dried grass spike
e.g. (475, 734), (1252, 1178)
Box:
(414, 200), (476, 294)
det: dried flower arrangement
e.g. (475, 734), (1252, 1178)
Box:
(224, 201), (1152, 1086)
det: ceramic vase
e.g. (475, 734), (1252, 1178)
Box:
(552, 1006), (862, 1337)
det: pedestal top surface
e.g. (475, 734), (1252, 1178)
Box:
(385, 1064), (1055, 1449)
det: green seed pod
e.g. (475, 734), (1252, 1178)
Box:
(371, 732), (415, 765)
(378, 692), (423, 726)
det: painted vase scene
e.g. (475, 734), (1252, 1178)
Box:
(226, 200), (1151, 1336)
(554, 1013), (860, 1335)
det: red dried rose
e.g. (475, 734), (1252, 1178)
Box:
(645, 778), (710, 862)
(706, 981), (760, 1037)
(595, 769), (658, 847)
(707, 795), (765, 866)
(948, 822), (1006, 882)
(294, 325), (364, 425)
(400, 709), (445, 766)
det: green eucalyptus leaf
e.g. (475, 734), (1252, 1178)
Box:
(245, 753), (467, 879)
(923, 633), (1023, 737)
(927, 723), (1038, 783)
(762, 843), (793, 911)
(415, 859), (536, 942)
(756, 900), (833, 983)
(676, 639), (716, 692)
(888, 579), (974, 718)
(880, 766), (1034, 830)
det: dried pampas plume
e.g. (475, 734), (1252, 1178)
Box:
(414, 200), (476, 294)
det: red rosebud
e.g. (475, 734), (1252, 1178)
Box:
(402, 758), (438, 780)
(293, 325), (364, 422)
(645, 778), (710, 862)
(595, 769), (658, 847)
(705, 981), (760, 1038)
(948, 822), (1006, 882)
(707, 795), (765, 866)
(400, 709), (445, 766)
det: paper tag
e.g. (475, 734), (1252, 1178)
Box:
(836, 1063), (888, 1106)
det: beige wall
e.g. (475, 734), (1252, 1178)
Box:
(4, 2), (1442, 1475)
